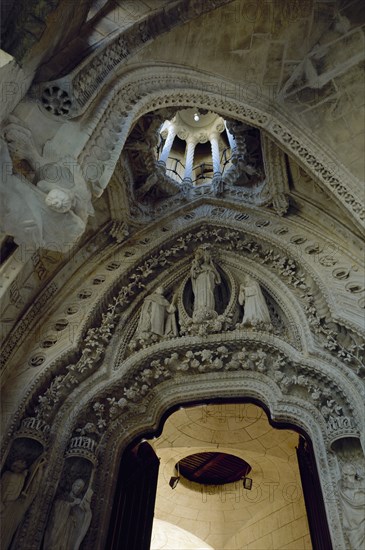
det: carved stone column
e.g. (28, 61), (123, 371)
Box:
(183, 138), (196, 183)
(159, 125), (177, 164)
(224, 121), (237, 156)
(210, 132), (221, 176)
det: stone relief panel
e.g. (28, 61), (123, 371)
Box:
(42, 478), (93, 550)
(2, 214), (364, 440)
(331, 437), (365, 550)
(1, 372), (340, 549)
(237, 275), (272, 329)
(74, 338), (360, 454)
(0, 119), (94, 252)
(7, 350), (359, 549)
(7, 417), (97, 550)
(131, 286), (178, 347)
(1, 223), (363, 550)
(127, 245), (281, 349)
(24, 348), (359, 550)
(9, 310), (362, 470)
(1, 207), (363, 443)
(42, 455), (94, 550)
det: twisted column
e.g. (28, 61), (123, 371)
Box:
(183, 138), (196, 182)
(224, 121), (237, 156)
(159, 125), (177, 163)
(210, 133), (221, 176)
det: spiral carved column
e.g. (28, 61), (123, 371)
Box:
(210, 132), (221, 176)
(159, 126), (177, 164)
(183, 138), (197, 182)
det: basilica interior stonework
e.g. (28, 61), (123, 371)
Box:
(0, 1), (364, 549)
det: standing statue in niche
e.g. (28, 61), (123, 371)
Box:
(338, 464), (365, 549)
(190, 245), (221, 321)
(238, 275), (272, 328)
(135, 286), (177, 342)
(0, 455), (46, 550)
(43, 478), (93, 550)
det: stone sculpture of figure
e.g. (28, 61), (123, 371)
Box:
(0, 455), (46, 550)
(338, 464), (365, 549)
(238, 275), (272, 327)
(43, 478), (93, 550)
(224, 154), (261, 187)
(135, 163), (180, 201)
(0, 120), (93, 252)
(190, 246), (221, 319)
(136, 287), (177, 340)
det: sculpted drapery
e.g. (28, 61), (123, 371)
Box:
(136, 286), (177, 339)
(43, 479), (93, 550)
(238, 275), (272, 327)
(338, 464), (365, 549)
(190, 246), (221, 316)
(0, 457), (45, 550)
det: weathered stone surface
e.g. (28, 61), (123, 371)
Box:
(1, 2), (364, 549)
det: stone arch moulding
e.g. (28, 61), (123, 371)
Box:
(36, 0), (235, 115)
(14, 367), (349, 550)
(2, 211), (364, 441)
(4, 220), (364, 549)
(93, 380), (339, 549)
(71, 65), (364, 227)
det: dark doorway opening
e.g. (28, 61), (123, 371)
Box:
(106, 399), (332, 550)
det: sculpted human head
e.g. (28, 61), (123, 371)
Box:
(11, 458), (27, 473)
(156, 286), (164, 295)
(203, 249), (210, 263)
(342, 463), (356, 484)
(199, 245), (211, 263)
(244, 274), (252, 285)
(72, 478), (85, 496)
(45, 188), (72, 213)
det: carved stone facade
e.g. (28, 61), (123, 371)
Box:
(1, 2), (364, 550)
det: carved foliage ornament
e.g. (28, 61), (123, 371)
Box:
(69, 340), (359, 456)
(8, 226), (363, 450)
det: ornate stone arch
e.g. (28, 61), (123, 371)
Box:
(3, 209), (364, 549)
(73, 65), (364, 226)
(13, 336), (360, 550)
(2, 4), (364, 548)
(2, 208), (363, 441)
